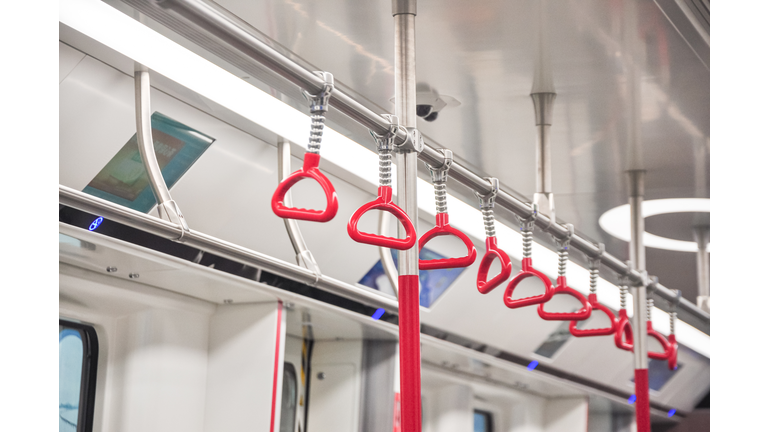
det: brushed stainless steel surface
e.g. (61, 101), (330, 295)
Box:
(135, 66), (188, 233)
(278, 139), (321, 278)
(693, 225), (710, 312)
(110, 0), (709, 326)
(394, 10), (419, 277)
(629, 171), (648, 370)
(532, 92), (556, 226)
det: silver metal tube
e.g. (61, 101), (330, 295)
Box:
(531, 92), (556, 225)
(59, 185), (399, 311)
(394, 11), (418, 277)
(277, 139), (321, 278)
(115, 0), (709, 327)
(628, 170), (648, 370)
(134, 65), (188, 233)
(693, 225), (710, 313)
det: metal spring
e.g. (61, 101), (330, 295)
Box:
(434, 183), (448, 214)
(522, 230), (533, 258)
(589, 268), (598, 294)
(307, 111), (326, 154)
(647, 298), (654, 321)
(558, 248), (568, 276)
(669, 311), (677, 335)
(482, 208), (496, 238)
(620, 284), (628, 309)
(379, 148), (392, 186)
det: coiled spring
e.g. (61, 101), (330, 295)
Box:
(434, 183), (448, 214)
(669, 310), (677, 335)
(558, 247), (568, 276)
(378, 144), (392, 186)
(589, 268), (599, 294)
(482, 208), (496, 238)
(522, 230), (533, 258)
(620, 283), (628, 309)
(307, 111), (326, 154)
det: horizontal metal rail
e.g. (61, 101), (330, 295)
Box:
(60, 185), (399, 311)
(117, 0), (709, 326)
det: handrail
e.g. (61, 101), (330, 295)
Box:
(117, 0), (709, 327)
(59, 185), (399, 311)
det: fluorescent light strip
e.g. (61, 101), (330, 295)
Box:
(59, 0), (709, 358)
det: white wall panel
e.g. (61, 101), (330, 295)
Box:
(543, 397), (589, 432)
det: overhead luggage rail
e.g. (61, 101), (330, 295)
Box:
(117, 0), (709, 326)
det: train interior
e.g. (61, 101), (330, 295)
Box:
(54, 0), (713, 431)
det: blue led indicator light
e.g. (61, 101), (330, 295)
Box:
(372, 308), (385, 320)
(527, 360), (539, 371)
(628, 395), (636, 404)
(667, 409), (676, 417)
(89, 217), (104, 231)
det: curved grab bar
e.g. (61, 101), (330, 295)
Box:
(271, 71), (338, 222)
(419, 213), (477, 270)
(135, 65), (188, 240)
(537, 276), (592, 321)
(503, 258), (553, 308)
(477, 237), (512, 294)
(348, 186), (416, 250)
(647, 321), (672, 360)
(271, 153), (338, 222)
(569, 294), (618, 337)
(667, 334), (678, 370)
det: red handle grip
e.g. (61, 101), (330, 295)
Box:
(476, 237), (512, 294)
(347, 186), (416, 250)
(271, 153), (339, 222)
(569, 293), (618, 337)
(614, 309), (634, 352)
(503, 258), (554, 309)
(667, 334), (678, 370)
(418, 213), (477, 270)
(647, 321), (672, 360)
(537, 276), (592, 321)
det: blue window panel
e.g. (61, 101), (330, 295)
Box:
(358, 249), (467, 308)
(59, 328), (83, 431)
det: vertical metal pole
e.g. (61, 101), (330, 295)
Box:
(628, 169), (649, 432)
(393, 1), (421, 432)
(693, 226), (710, 313)
(531, 92), (556, 226)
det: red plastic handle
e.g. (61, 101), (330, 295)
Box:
(418, 213), (477, 270)
(647, 321), (672, 360)
(347, 186), (416, 250)
(476, 237), (512, 294)
(614, 309), (634, 352)
(503, 258), (554, 308)
(667, 334), (678, 370)
(537, 276), (592, 321)
(271, 153), (339, 222)
(569, 294), (618, 337)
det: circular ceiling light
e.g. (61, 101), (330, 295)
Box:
(598, 198), (710, 252)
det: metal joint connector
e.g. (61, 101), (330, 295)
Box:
(394, 127), (424, 153)
(426, 149), (453, 184)
(552, 223), (574, 251)
(516, 203), (539, 233)
(303, 71), (334, 113)
(474, 177), (499, 210)
(587, 242), (604, 271)
(158, 200), (190, 241)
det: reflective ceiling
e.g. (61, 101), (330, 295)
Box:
(112, 0), (710, 303)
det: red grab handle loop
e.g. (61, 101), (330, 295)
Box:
(347, 186), (416, 250)
(569, 293), (618, 337)
(614, 309), (634, 352)
(537, 276), (592, 321)
(418, 213), (477, 270)
(271, 153), (338, 222)
(667, 334), (678, 370)
(647, 321), (672, 360)
(503, 258), (554, 308)
(477, 237), (512, 294)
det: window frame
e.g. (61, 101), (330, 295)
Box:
(59, 319), (99, 432)
(473, 409), (494, 432)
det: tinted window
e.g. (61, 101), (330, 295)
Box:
(280, 363), (298, 432)
(474, 410), (493, 432)
(59, 320), (98, 432)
